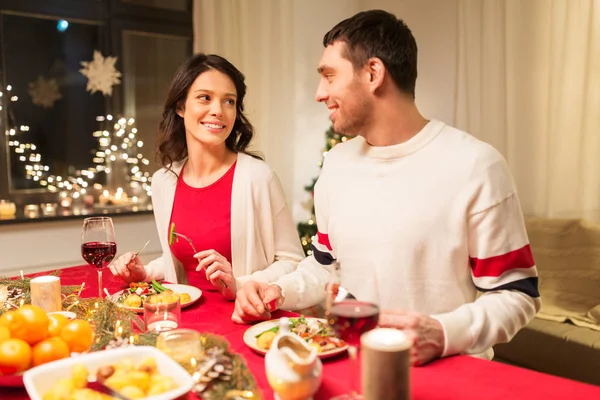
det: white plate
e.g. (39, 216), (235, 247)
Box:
(23, 346), (194, 400)
(243, 317), (349, 359)
(112, 283), (202, 313)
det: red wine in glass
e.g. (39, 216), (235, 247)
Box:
(81, 217), (116, 297)
(328, 300), (380, 347)
(81, 242), (117, 268)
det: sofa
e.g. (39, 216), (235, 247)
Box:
(493, 217), (600, 386)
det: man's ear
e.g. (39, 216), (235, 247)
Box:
(366, 57), (385, 93)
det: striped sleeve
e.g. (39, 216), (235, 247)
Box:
(432, 155), (540, 358)
(275, 159), (338, 310)
(468, 193), (540, 298)
(311, 231), (336, 266)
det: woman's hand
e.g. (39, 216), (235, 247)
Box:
(109, 252), (147, 283)
(194, 249), (237, 300)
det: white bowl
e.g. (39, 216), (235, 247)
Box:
(23, 346), (194, 400)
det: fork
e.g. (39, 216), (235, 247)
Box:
(127, 239), (150, 265)
(173, 232), (228, 289)
(87, 374), (131, 400)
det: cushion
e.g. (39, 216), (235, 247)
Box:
(525, 217), (600, 330)
(494, 318), (600, 386)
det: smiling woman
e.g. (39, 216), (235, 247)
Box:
(109, 53), (305, 308)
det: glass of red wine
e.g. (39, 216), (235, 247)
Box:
(81, 217), (117, 298)
(326, 273), (379, 400)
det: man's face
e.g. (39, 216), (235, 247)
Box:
(316, 42), (371, 136)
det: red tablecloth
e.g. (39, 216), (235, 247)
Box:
(3, 265), (600, 400)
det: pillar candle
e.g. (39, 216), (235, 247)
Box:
(30, 276), (62, 313)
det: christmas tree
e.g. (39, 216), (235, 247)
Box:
(297, 126), (352, 255)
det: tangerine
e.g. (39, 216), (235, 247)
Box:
(0, 338), (32, 374)
(60, 320), (94, 353)
(32, 337), (71, 367)
(47, 314), (69, 337)
(12, 305), (49, 345)
(0, 326), (10, 343)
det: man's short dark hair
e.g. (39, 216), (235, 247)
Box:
(323, 10), (418, 98)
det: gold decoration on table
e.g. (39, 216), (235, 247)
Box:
(193, 335), (261, 400)
(0, 271), (259, 398)
(0, 270), (81, 315)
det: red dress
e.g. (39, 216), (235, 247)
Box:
(169, 162), (236, 292)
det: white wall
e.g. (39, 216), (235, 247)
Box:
(0, 215), (161, 275)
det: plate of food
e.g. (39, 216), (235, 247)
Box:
(112, 280), (202, 312)
(243, 316), (348, 359)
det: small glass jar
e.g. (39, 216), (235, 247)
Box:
(24, 204), (40, 218)
(156, 329), (204, 374)
(40, 202), (58, 217)
(0, 199), (16, 218)
(143, 294), (181, 332)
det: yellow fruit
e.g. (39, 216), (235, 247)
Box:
(47, 314), (69, 337)
(0, 326), (10, 343)
(60, 320), (94, 353)
(12, 305), (49, 345)
(0, 338), (32, 374)
(32, 337), (71, 367)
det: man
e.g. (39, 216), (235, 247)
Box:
(233, 10), (540, 366)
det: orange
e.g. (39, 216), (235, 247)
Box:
(0, 338), (32, 374)
(0, 326), (10, 343)
(32, 337), (70, 367)
(60, 320), (94, 353)
(10, 305), (49, 345)
(47, 314), (69, 337)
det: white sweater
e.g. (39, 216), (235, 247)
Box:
(275, 120), (541, 359)
(145, 152), (305, 288)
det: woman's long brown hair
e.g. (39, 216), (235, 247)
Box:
(156, 53), (262, 173)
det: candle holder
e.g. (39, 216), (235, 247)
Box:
(156, 329), (204, 374)
(40, 202), (58, 217)
(24, 204), (40, 218)
(0, 199), (16, 219)
(144, 294), (181, 332)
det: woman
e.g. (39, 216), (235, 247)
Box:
(109, 53), (304, 300)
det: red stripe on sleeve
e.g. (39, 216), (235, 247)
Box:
(470, 244), (535, 278)
(317, 231), (333, 251)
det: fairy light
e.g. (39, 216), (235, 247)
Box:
(5, 86), (153, 200)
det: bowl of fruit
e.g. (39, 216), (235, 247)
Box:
(0, 305), (94, 387)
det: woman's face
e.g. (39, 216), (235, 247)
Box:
(177, 69), (238, 149)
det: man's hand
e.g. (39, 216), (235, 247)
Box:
(194, 250), (236, 300)
(109, 252), (147, 283)
(232, 281), (284, 324)
(379, 309), (445, 366)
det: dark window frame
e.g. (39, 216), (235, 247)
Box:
(0, 0), (192, 215)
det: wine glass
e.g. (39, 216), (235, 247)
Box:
(81, 217), (117, 298)
(325, 271), (379, 400)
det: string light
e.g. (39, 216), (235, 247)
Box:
(4, 84), (152, 200)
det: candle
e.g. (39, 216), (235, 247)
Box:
(59, 191), (72, 208)
(0, 200), (16, 218)
(24, 204), (40, 218)
(361, 328), (412, 400)
(99, 190), (111, 205)
(40, 203), (58, 216)
(30, 275), (62, 313)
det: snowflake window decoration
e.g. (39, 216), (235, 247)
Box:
(79, 50), (122, 97)
(28, 75), (62, 109)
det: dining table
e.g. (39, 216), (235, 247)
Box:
(3, 264), (600, 400)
